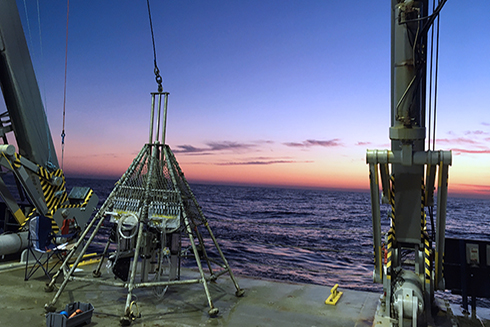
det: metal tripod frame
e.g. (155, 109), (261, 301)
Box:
(44, 92), (243, 325)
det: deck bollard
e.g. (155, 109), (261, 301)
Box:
(325, 284), (343, 305)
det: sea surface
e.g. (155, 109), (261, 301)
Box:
(67, 178), (490, 307)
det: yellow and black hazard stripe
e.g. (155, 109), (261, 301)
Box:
(441, 254), (445, 280)
(386, 227), (395, 280)
(6, 152), (67, 233)
(386, 175), (396, 281)
(36, 167), (68, 233)
(420, 177), (432, 285)
(20, 210), (37, 230)
(13, 153), (22, 168)
(38, 168), (68, 212)
(389, 175), (396, 232)
(37, 165), (51, 180)
(423, 231), (431, 284)
(20, 209), (60, 233)
(0, 152), (21, 170)
(420, 177), (426, 242)
(58, 188), (95, 210)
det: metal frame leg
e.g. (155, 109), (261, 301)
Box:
(173, 147), (243, 296)
(92, 236), (112, 278)
(121, 219), (145, 325)
(204, 222), (244, 297)
(45, 213), (106, 311)
(183, 215), (219, 316)
(190, 217), (215, 277)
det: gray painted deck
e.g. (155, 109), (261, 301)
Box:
(0, 262), (488, 327)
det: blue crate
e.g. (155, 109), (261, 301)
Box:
(46, 302), (94, 327)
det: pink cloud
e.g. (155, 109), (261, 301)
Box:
(284, 139), (342, 148)
(451, 148), (490, 154)
(437, 137), (479, 145)
(173, 141), (255, 154)
(464, 130), (488, 135)
(216, 159), (313, 166)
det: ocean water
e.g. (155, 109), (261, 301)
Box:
(66, 178), (490, 307)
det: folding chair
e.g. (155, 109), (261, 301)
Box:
(25, 215), (69, 281)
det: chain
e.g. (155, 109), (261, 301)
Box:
(154, 65), (163, 92)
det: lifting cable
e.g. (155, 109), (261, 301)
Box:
(432, 11), (440, 150)
(427, 0), (442, 151)
(146, 0), (163, 92)
(22, 0), (34, 49)
(37, 0), (56, 168)
(23, 0), (56, 168)
(426, 0), (442, 242)
(61, 0), (70, 169)
(427, 0), (435, 151)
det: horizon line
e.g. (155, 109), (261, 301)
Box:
(63, 173), (489, 200)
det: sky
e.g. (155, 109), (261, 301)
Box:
(4, 0), (490, 198)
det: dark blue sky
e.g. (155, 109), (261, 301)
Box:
(9, 0), (490, 196)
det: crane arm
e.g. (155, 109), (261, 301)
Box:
(0, 0), (58, 169)
(0, 0), (98, 235)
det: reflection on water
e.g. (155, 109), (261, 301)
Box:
(191, 184), (490, 308)
(190, 185), (385, 292)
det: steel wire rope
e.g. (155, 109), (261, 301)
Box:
(146, 0), (163, 92)
(420, 0), (447, 37)
(428, 0), (436, 151)
(397, 9), (424, 124)
(423, 2), (442, 243)
(432, 10), (440, 150)
(400, 0), (446, 29)
(22, 0), (34, 49)
(421, 0), (445, 150)
(22, 0), (56, 168)
(426, 0), (437, 242)
(36, 0), (56, 168)
(60, 0), (70, 170)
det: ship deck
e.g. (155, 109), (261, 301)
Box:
(0, 261), (488, 327)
